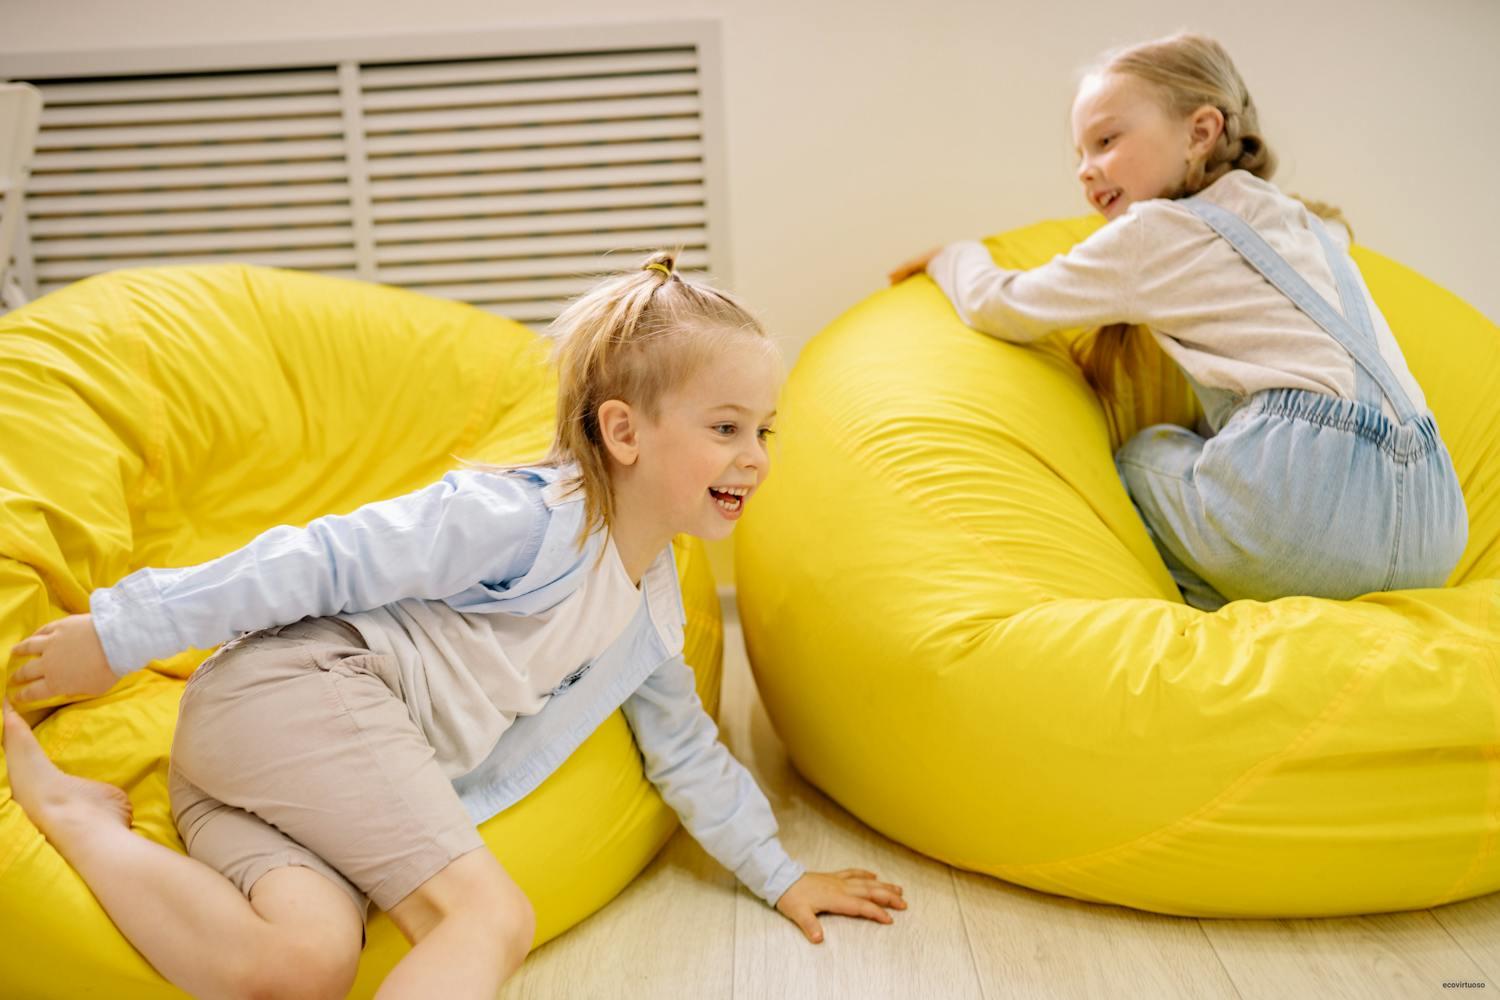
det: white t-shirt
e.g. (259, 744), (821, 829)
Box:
(927, 169), (1426, 423)
(340, 534), (644, 777)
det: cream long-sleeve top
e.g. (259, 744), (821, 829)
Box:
(926, 170), (1426, 427)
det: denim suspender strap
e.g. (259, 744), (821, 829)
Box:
(1308, 219), (1374, 355)
(1305, 216), (1423, 422)
(1182, 197), (1419, 422)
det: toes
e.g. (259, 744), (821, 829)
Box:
(2, 701), (45, 759)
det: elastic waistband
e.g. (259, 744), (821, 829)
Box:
(1244, 387), (1442, 461)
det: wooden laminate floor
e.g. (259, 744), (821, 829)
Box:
(499, 597), (1499, 999)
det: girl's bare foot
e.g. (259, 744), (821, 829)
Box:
(3, 700), (133, 845)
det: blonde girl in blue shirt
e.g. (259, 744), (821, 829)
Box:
(4, 252), (905, 998)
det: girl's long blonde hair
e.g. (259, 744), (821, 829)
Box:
(539, 250), (773, 544)
(1072, 32), (1350, 403)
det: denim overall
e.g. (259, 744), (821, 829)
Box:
(1114, 198), (1468, 610)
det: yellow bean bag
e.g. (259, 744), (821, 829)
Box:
(736, 216), (1500, 918)
(0, 265), (724, 998)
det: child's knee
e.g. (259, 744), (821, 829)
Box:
(430, 865), (534, 973)
(474, 867), (535, 962)
(1116, 422), (1205, 489)
(499, 889), (537, 963)
(397, 849), (535, 960)
(233, 936), (357, 1000)
(288, 940), (359, 1000)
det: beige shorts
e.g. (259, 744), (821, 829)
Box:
(169, 617), (484, 921)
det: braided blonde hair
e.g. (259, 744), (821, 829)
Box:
(1072, 32), (1349, 403)
(538, 250), (773, 546)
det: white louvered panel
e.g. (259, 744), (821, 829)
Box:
(375, 227), (707, 265)
(373, 205), (708, 243)
(361, 96), (701, 135)
(27, 160), (350, 193)
(31, 182), (351, 215)
(24, 65), (359, 292)
(29, 204), (354, 237)
(358, 50), (698, 89)
(369, 162), (702, 201)
(360, 73), (698, 115)
(8, 25), (729, 329)
(35, 269), (364, 298)
(358, 45), (708, 326)
(380, 248), (710, 286)
(365, 140), (703, 178)
(39, 226), (355, 257)
(365, 118), (701, 156)
(39, 93), (344, 127)
(357, 97), (702, 137)
(359, 45), (710, 324)
(34, 139), (348, 170)
(370, 184), (707, 222)
(35, 117), (348, 148)
(34, 71), (341, 104)
(37, 246), (359, 283)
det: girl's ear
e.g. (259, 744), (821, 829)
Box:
(597, 399), (640, 467)
(1187, 104), (1226, 159)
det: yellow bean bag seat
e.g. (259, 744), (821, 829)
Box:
(736, 216), (1500, 917)
(0, 265), (723, 998)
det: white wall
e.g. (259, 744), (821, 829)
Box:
(5, 0), (1497, 352)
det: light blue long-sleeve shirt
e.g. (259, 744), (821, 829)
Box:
(90, 464), (804, 905)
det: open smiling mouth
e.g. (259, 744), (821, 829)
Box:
(708, 486), (748, 513)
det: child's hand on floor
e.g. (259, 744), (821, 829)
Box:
(8, 614), (116, 707)
(888, 247), (941, 285)
(775, 868), (906, 943)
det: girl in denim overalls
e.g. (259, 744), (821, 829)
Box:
(4, 253), (905, 998)
(893, 32), (1467, 610)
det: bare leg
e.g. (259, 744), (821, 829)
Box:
(3, 701), (362, 1000)
(378, 847), (537, 1000)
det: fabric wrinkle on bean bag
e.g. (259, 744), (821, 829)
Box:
(0, 264), (723, 999)
(735, 215), (1500, 917)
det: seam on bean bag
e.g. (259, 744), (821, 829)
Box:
(988, 617), (1395, 877)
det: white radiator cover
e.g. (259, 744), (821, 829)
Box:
(0, 21), (729, 328)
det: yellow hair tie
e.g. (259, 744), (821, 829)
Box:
(645, 262), (673, 278)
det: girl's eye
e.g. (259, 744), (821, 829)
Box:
(758, 428), (776, 441)
(1098, 134), (1116, 150)
(713, 424), (736, 436)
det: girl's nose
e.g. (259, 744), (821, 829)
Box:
(1077, 158), (1097, 183)
(740, 440), (767, 471)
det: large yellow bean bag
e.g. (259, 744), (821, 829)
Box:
(0, 265), (723, 998)
(736, 216), (1500, 918)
